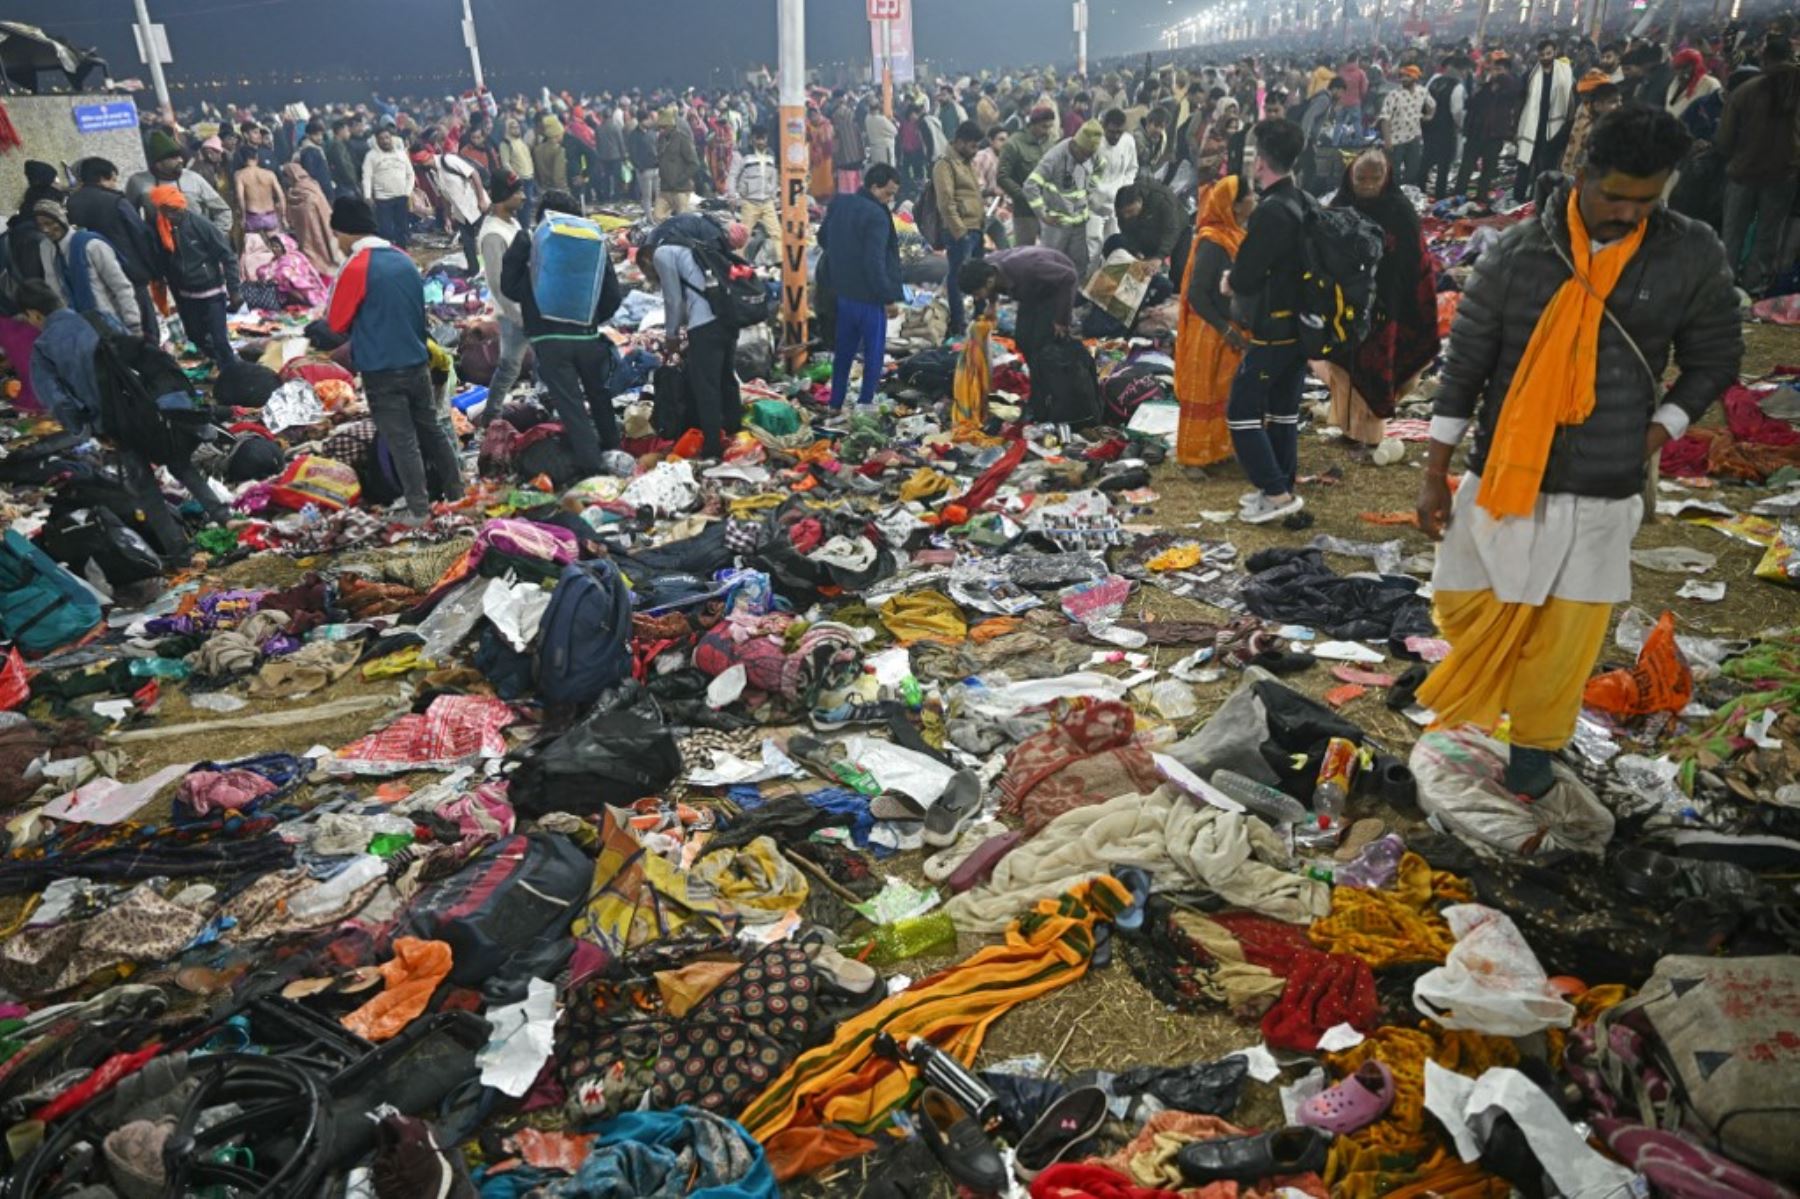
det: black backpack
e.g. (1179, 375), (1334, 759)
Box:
(507, 703), (683, 817)
(39, 506), (162, 587)
(650, 362), (694, 441)
(1294, 193), (1384, 362)
(1028, 336), (1102, 427)
(81, 312), (213, 466)
(1101, 363), (1172, 426)
(893, 347), (959, 396)
(670, 236), (773, 331)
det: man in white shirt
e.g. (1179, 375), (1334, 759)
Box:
(1378, 66), (1436, 188)
(362, 124), (416, 247)
(427, 130), (489, 274)
(1088, 109), (1139, 261)
(476, 172), (530, 406)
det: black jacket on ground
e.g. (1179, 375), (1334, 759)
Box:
(499, 228), (624, 340)
(1435, 177), (1742, 501)
(1228, 176), (1304, 343)
(67, 186), (157, 285)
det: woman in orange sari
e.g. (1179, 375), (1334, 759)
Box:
(807, 106), (835, 203)
(1173, 174), (1255, 476)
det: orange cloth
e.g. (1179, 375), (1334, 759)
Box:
(953, 317), (999, 442)
(339, 937), (453, 1042)
(148, 184), (187, 254)
(1174, 179), (1246, 468)
(1477, 191), (1647, 519)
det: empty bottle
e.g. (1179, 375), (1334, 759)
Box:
(1210, 770), (1309, 825)
(1313, 737), (1359, 826)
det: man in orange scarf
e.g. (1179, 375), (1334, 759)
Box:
(1414, 107), (1740, 799)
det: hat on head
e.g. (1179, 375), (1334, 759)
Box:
(1399, 65), (1423, 80)
(330, 195), (378, 236)
(147, 129), (183, 162)
(1072, 119), (1104, 153)
(32, 200), (68, 228)
(201, 135), (224, 153)
(489, 170), (524, 203)
(1029, 105), (1056, 124)
(1577, 68), (1614, 92)
(148, 184), (187, 211)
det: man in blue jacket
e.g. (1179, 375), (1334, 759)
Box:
(819, 163), (903, 411)
(326, 196), (464, 524)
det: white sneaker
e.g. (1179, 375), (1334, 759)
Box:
(1240, 493), (1304, 524)
(1239, 490), (1261, 508)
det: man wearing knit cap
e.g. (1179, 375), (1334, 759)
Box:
(1024, 118), (1104, 280)
(326, 195), (464, 526)
(476, 172), (531, 408)
(128, 128), (234, 238)
(32, 200), (143, 338)
(1378, 65), (1436, 187)
(997, 107), (1056, 246)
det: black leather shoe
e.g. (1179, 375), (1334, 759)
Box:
(917, 1085), (1008, 1193)
(1176, 1127), (1330, 1184)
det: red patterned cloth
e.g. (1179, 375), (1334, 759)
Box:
(329, 695), (516, 775)
(1209, 912), (1379, 1052)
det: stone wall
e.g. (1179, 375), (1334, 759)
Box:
(0, 95), (148, 216)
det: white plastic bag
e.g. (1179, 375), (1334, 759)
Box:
(1413, 904), (1575, 1036)
(1409, 728), (1614, 857)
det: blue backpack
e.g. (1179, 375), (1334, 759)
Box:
(535, 560), (633, 707)
(0, 529), (104, 656)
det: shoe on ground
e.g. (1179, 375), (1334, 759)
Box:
(922, 818), (1006, 883)
(923, 769), (982, 848)
(1240, 493), (1304, 525)
(1176, 1126), (1330, 1184)
(1297, 1060), (1395, 1134)
(806, 942), (878, 996)
(1015, 1084), (1110, 1180)
(811, 699), (908, 732)
(918, 1086), (1008, 1193)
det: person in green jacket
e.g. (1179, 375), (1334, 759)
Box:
(655, 113), (701, 219)
(997, 107), (1056, 247)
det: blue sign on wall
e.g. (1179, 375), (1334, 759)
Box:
(72, 103), (140, 134)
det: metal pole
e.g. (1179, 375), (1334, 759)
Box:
(461, 0), (486, 93)
(778, 0), (809, 369)
(1524, 0), (1538, 30)
(1477, 0), (1494, 51)
(1591, 0), (1608, 39)
(882, 18), (894, 120)
(1075, 0), (1088, 78)
(132, 0), (172, 125)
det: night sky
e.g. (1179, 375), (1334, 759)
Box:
(10, 0), (1180, 100)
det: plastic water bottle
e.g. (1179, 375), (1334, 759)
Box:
(1313, 737), (1358, 827)
(1210, 770), (1309, 825)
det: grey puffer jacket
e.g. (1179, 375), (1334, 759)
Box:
(1435, 177), (1742, 501)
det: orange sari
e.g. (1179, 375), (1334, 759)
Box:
(1174, 177), (1247, 468)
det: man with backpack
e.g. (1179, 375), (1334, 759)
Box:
(327, 196), (465, 525)
(500, 189), (625, 478)
(1222, 118), (1309, 525)
(819, 164), (904, 412)
(67, 158), (160, 344)
(32, 202), (143, 340)
(19, 280), (229, 559)
(639, 215), (751, 458)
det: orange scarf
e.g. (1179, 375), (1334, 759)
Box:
(148, 183), (188, 255)
(1195, 174), (1248, 255)
(1477, 191), (1647, 520)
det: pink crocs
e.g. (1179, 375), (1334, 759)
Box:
(1297, 1061), (1396, 1134)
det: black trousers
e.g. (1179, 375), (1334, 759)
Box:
(1421, 137), (1459, 201)
(684, 321), (743, 457)
(1456, 137), (1505, 200)
(535, 336), (619, 474)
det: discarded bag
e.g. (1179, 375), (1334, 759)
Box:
(1583, 609), (1694, 718)
(506, 702), (683, 817)
(535, 559), (633, 707)
(1409, 727), (1614, 857)
(1412, 904), (1576, 1036)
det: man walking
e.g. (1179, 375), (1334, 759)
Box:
(148, 185), (240, 371)
(820, 164), (903, 411)
(654, 113), (701, 220)
(629, 110), (661, 216)
(477, 172), (530, 405)
(932, 124), (987, 337)
(1025, 119), (1103, 281)
(1416, 108), (1739, 799)
(327, 118), (360, 199)
(1514, 40), (1574, 202)
(1223, 118), (1309, 525)
(326, 196), (464, 525)
(1421, 57), (1468, 202)
(362, 124), (414, 247)
(295, 119), (338, 202)
(1090, 109), (1140, 258)
(1457, 54), (1521, 202)
(729, 126), (782, 262)
(998, 107), (1056, 246)
(1379, 66), (1436, 188)
(1716, 34), (1800, 297)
